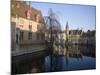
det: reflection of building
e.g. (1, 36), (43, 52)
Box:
(11, 0), (45, 50)
(68, 45), (82, 58)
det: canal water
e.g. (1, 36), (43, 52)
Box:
(12, 45), (96, 74)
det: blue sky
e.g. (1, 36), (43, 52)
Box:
(30, 2), (96, 31)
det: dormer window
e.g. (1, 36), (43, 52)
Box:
(25, 8), (32, 19)
(16, 2), (20, 8)
(36, 14), (41, 23)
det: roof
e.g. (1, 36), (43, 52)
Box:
(69, 30), (82, 35)
(11, 0), (44, 23)
(82, 30), (95, 37)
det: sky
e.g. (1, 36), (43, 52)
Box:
(29, 2), (96, 31)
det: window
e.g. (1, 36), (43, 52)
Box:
(28, 32), (32, 40)
(69, 31), (71, 35)
(26, 9), (32, 19)
(16, 2), (20, 8)
(16, 34), (18, 44)
(36, 33), (39, 40)
(37, 24), (40, 30)
(36, 33), (44, 40)
(19, 25), (23, 28)
(20, 31), (24, 40)
(41, 33), (45, 40)
(36, 14), (40, 23)
(19, 19), (24, 25)
(29, 25), (32, 30)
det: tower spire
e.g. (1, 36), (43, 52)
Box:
(66, 21), (69, 30)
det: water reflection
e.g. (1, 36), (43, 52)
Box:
(53, 45), (95, 57)
(12, 45), (96, 74)
(44, 45), (95, 72)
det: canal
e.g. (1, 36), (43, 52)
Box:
(12, 45), (96, 74)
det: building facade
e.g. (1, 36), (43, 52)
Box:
(81, 30), (96, 45)
(62, 22), (82, 45)
(11, 0), (45, 51)
(68, 30), (82, 44)
(63, 21), (95, 45)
